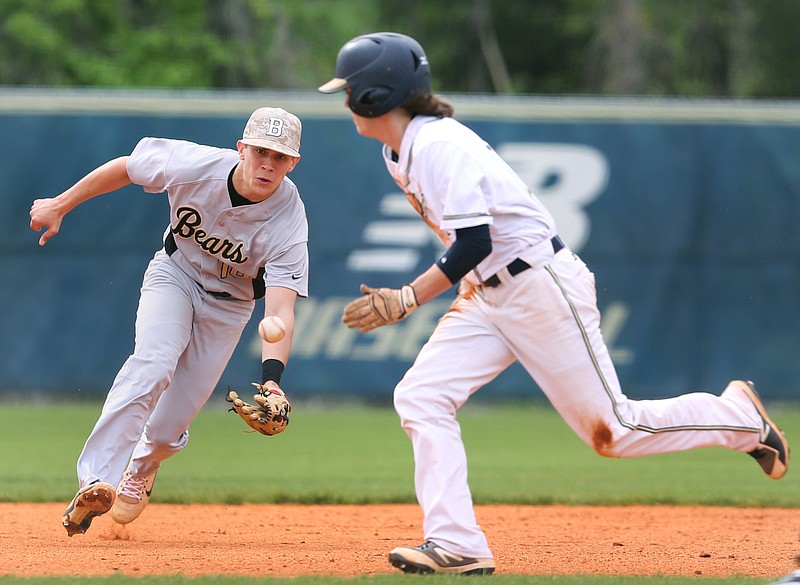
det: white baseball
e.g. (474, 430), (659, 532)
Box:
(258, 315), (286, 343)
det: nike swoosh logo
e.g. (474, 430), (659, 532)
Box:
(291, 274), (302, 280)
(760, 419), (771, 442)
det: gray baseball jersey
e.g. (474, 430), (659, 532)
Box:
(127, 137), (309, 300)
(74, 135), (309, 492)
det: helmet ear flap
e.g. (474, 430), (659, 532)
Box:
(350, 86), (394, 117)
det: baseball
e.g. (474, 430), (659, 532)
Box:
(258, 315), (286, 343)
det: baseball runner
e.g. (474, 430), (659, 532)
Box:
(319, 32), (790, 575)
(29, 107), (307, 536)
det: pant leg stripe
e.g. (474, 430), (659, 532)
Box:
(544, 265), (755, 435)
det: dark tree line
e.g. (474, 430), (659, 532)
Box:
(1, 0), (799, 98)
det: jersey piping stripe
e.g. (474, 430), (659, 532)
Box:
(442, 212), (492, 221)
(543, 264), (758, 436)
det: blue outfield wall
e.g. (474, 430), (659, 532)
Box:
(1, 93), (799, 401)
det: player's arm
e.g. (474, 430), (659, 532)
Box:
(260, 285), (298, 387)
(227, 283), (296, 436)
(226, 285), (297, 437)
(412, 223), (492, 304)
(30, 156), (132, 246)
(343, 224), (492, 332)
(407, 263), (454, 305)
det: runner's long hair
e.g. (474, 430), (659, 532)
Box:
(402, 93), (454, 118)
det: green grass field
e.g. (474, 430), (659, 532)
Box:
(1, 398), (797, 584)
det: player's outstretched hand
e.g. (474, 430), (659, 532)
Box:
(342, 284), (418, 332)
(29, 198), (65, 246)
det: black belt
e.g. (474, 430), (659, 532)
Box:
(482, 235), (564, 288)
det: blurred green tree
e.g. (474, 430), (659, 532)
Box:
(0, 0), (797, 97)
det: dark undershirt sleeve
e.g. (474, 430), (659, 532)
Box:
(435, 224), (492, 284)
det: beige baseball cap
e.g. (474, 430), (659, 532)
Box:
(241, 107), (301, 157)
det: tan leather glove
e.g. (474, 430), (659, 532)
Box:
(342, 284), (419, 333)
(227, 383), (291, 436)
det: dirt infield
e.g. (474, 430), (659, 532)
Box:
(1, 503), (798, 578)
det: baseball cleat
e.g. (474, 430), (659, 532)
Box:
(388, 541), (495, 575)
(725, 380), (789, 479)
(61, 481), (115, 536)
(111, 469), (157, 524)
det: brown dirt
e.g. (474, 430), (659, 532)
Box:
(1, 503), (798, 578)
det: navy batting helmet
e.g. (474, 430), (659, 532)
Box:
(318, 32), (431, 118)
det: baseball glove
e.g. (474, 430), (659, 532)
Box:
(227, 383), (291, 436)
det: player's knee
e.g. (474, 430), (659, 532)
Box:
(586, 419), (623, 458)
(393, 386), (419, 423)
(121, 351), (178, 397)
(393, 382), (456, 427)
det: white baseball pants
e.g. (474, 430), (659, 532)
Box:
(393, 248), (763, 559)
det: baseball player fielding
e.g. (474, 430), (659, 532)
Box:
(259, 316), (286, 343)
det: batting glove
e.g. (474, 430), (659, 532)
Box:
(342, 284), (419, 332)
